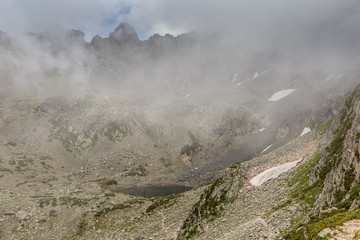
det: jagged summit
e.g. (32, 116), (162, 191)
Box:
(109, 22), (139, 44)
(90, 34), (102, 44)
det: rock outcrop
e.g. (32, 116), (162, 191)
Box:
(109, 22), (140, 45)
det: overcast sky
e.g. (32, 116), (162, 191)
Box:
(0, 0), (359, 46)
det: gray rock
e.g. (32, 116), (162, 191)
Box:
(5, 140), (17, 146)
(109, 23), (140, 44)
(16, 210), (30, 220)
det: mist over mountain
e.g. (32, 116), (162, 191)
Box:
(1, 1), (360, 239)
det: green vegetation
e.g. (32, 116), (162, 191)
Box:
(262, 199), (292, 219)
(88, 199), (146, 233)
(224, 140), (232, 148)
(49, 126), (98, 155)
(213, 112), (254, 138)
(277, 216), (307, 240)
(280, 86), (360, 240)
(0, 166), (13, 173)
(104, 192), (115, 197)
(124, 165), (148, 176)
(334, 165), (356, 207)
(10, 156), (35, 173)
(280, 201), (360, 239)
(39, 197), (57, 208)
(49, 210), (58, 217)
(104, 179), (118, 185)
(336, 172), (360, 210)
(145, 194), (181, 214)
(305, 209), (360, 239)
(181, 132), (202, 157)
(316, 120), (333, 135)
(179, 176), (238, 239)
(274, 154), (324, 239)
(102, 120), (132, 142)
(98, 178), (118, 188)
(160, 157), (172, 167)
(94, 203), (131, 218)
(75, 219), (87, 237)
(288, 154), (323, 207)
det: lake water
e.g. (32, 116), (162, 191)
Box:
(116, 185), (192, 197)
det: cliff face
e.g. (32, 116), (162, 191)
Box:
(175, 85), (360, 240)
(177, 166), (245, 239)
(312, 85), (360, 214)
(274, 85), (360, 239)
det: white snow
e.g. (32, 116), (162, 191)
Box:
(300, 127), (311, 136)
(260, 144), (272, 155)
(185, 93), (191, 98)
(268, 89), (295, 102)
(252, 71), (266, 80)
(259, 128), (266, 132)
(250, 158), (303, 187)
(326, 74), (334, 81)
(326, 73), (345, 81)
(252, 72), (259, 80)
(232, 73), (238, 82)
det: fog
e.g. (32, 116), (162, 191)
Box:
(0, 0), (360, 110)
(1, 0), (360, 183)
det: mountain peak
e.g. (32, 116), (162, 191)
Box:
(109, 22), (139, 43)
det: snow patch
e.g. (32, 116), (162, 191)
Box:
(260, 144), (272, 155)
(326, 74), (334, 81)
(268, 89), (295, 102)
(326, 73), (345, 81)
(232, 73), (238, 82)
(300, 127), (311, 136)
(252, 71), (266, 80)
(250, 158), (303, 187)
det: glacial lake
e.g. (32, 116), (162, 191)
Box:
(116, 185), (193, 197)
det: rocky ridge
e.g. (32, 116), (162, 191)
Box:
(1, 22), (360, 240)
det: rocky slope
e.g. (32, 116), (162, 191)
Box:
(1, 23), (360, 240)
(0, 85), (358, 239)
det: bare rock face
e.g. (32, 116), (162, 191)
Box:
(109, 22), (140, 44)
(178, 165), (245, 239)
(317, 220), (360, 239)
(90, 35), (102, 47)
(16, 210), (30, 221)
(311, 86), (360, 215)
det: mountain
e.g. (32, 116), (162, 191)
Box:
(0, 23), (359, 239)
(47, 84), (358, 240)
